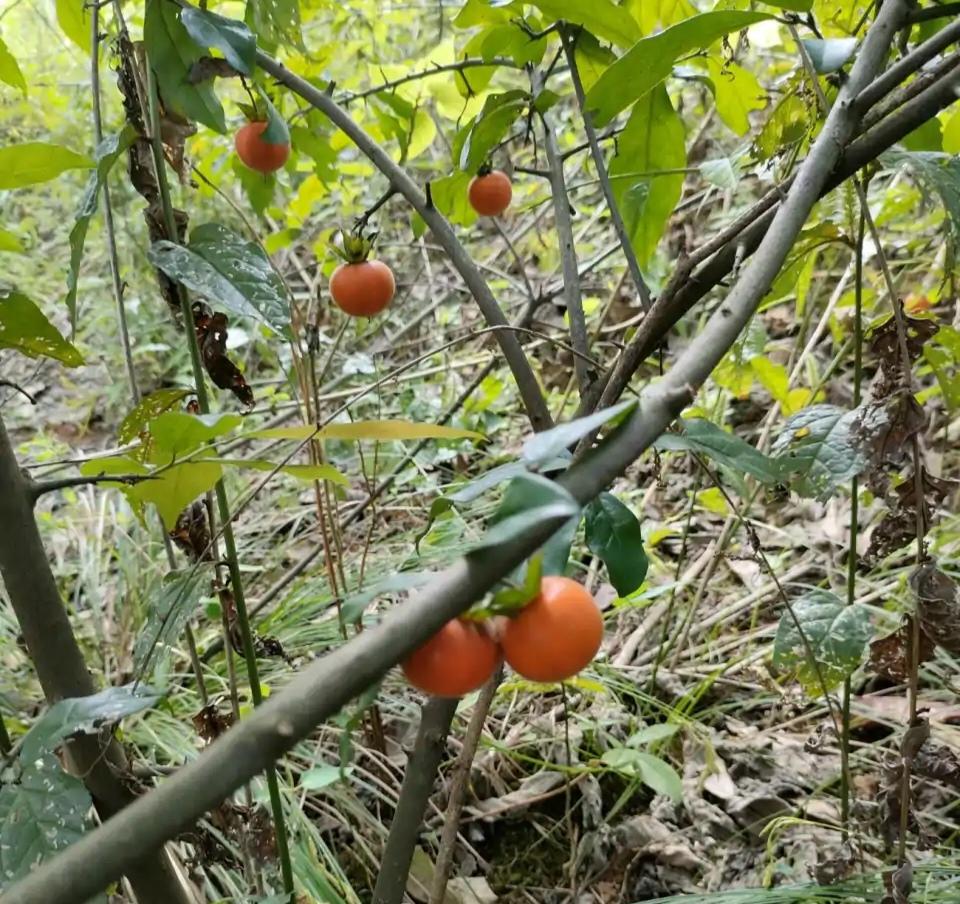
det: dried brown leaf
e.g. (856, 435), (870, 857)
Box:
(910, 563), (960, 654)
(867, 617), (936, 682)
(169, 500), (212, 562)
(195, 308), (254, 407)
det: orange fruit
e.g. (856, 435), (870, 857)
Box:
(402, 618), (500, 697)
(468, 170), (512, 217)
(329, 260), (396, 317)
(235, 121), (290, 174)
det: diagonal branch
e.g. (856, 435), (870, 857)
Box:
(255, 50), (553, 433)
(2, 6), (909, 902)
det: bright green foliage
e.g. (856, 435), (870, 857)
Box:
(0, 143), (91, 190)
(586, 11), (770, 125)
(526, 0), (641, 49)
(609, 85), (686, 266)
(456, 90), (528, 172)
(0, 291), (83, 366)
(584, 492), (648, 597)
(773, 590), (872, 696)
(0, 226), (24, 253)
(523, 400), (635, 467)
(144, 0), (227, 133)
(0, 36), (26, 94)
(925, 326), (960, 410)
(118, 389), (195, 453)
(476, 473), (580, 551)
(181, 8), (257, 75)
(55, 0), (91, 54)
(706, 58), (766, 136)
(601, 747), (682, 800)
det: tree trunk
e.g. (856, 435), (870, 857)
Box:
(0, 413), (194, 904)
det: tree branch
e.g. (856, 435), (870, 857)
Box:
(560, 25), (653, 312)
(907, 1), (960, 23)
(255, 49), (553, 433)
(28, 472), (154, 501)
(3, 7), (908, 901)
(371, 696), (458, 903)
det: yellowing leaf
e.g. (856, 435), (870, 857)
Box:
(252, 421), (483, 442)
(707, 58), (765, 136)
(943, 106), (960, 155)
(697, 486), (730, 515)
(0, 36), (26, 94)
(0, 291), (83, 366)
(0, 143), (92, 190)
(0, 227), (24, 253)
(56, 0), (91, 53)
(219, 459), (348, 486)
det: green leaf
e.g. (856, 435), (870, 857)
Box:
(770, 403), (885, 501)
(118, 389), (194, 451)
(148, 224), (289, 332)
(255, 86), (290, 145)
(924, 327), (960, 410)
(474, 473), (580, 551)
(609, 85), (686, 267)
(706, 58), (765, 136)
(655, 418), (794, 486)
(429, 172), (478, 227)
(65, 127), (138, 328)
(137, 460), (223, 530)
(585, 11), (770, 125)
(299, 764), (354, 790)
(414, 497), (456, 553)
(0, 755), (93, 888)
(56, 0), (91, 53)
(522, 400), (635, 468)
(627, 723), (679, 746)
(253, 421), (482, 442)
(585, 493), (648, 597)
(0, 36), (26, 94)
(456, 91), (528, 173)
(0, 226), (24, 253)
(133, 571), (206, 675)
(219, 458), (349, 486)
(526, 0), (641, 49)
(0, 142), (92, 190)
(0, 291), (83, 366)
(20, 685), (163, 764)
(882, 150), (960, 253)
(463, 23), (547, 67)
(773, 590), (873, 696)
(340, 572), (436, 624)
(148, 411), (242, 457)
(761, 0), (812, 9)
(801, 37), (857, 73)
(573, 31), (616, 93)
(699, 156), (741, 191)
(541, 514), (579, 576)
(449, 461), (529, 504)
(181, 7), (256, 75)
(601, 748), (682, 800)
(144, 0), (227, 133)
(244, 0), (303, 53)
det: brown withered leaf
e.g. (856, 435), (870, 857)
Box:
(913, 742), (960, 788)
(870, 315), (938, 368)
(900, 718), (930, 764)
(247, 806), (278, 864)
(872, 392), (925, 463)
(218, 585), (244, 654)
(868, 617), (936, 682)
(254, 634), (288, 660)
(169, 500), (212, 562)
(189, 57), (241, 83)
(159, 110), (196, 184)
(867, 470), (951, 562)
(910, 562), (960, 654)
(195, 307), (254, 407)
(192, 704), (234, 743)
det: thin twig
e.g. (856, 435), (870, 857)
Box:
(339, 57), (521, 103)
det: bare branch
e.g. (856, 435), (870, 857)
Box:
(28, 472), (155, 502)
(907, 2), (960, 23)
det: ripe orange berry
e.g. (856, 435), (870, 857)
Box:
(234, 121), (290, 174)
(501, 576), (603, 682)
(402, 618), (500, 697)
(329, 260), (396, 317)
(468, 170), (512, 217)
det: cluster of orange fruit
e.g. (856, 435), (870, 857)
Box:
(402, 577), (604, 698)
(235, 119), (513, 320)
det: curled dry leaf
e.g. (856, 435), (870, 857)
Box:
(870, 315), (939, 370)
(899, 718), (930, 764)
(910, 562), (960, 654)
(867, 472), (952, 562)
(192, 703), (234, 743)
(188, 57), (241, 84)
(867, 616), (936, 683)
(194, 306), (254, 407)
(912, 742), (960, 788)
(169, 499), (212, 562)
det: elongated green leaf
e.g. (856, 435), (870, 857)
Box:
(137, 460), (223, 530)
(609, 85), (686, 267)
(56, 0), (91, 53)
(474, 473), (580, 551)
(429, 171), (478, 227)
(773, 590), (873, 696)
(148, 411), (242, 457)
(450, 461), (529, 504)
(801, 37), (857, 73)
(656, 419), (794, 486)
(144, 0), (227, 133)
(0, 291), (83, 366)
(585, 493), (647, 597)
(65, 127), (137, 327)
(586, 11), (770, 125)
(0, 36), (26, 93)
(253, 421), (482, 442)
(0, 226), (24, 253)
(0, 756), (93, 889)
(762, 0), (812, 8)
(299, 764), (354, 790)
(457, 91), (528, 173)
(256, 86), (291, 145)
(526, 0), (641, 49)
(149, 224), (289, 332)
(523, 400), (635, 468)
(0, 143), (91, 190)
(20, 685), (162, 764)
(882, 150), (960, 252)
(340, 572), (436, 624)
(133, 571), (206, 674)
(706, 59), (765, 136)
(925, 326), (960, 410)
(181, 7), (256, 75)
(219, 458), (348, 486)
(601, 748), (682, 800)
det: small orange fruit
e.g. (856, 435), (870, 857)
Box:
(501, 576), (603, 682)
(235, 121), (290, 174)
(329, 260), (396, 317)
(904, 293), (933, 314)
(402, 618), (500, 697)
(468, 170), (512, 217)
